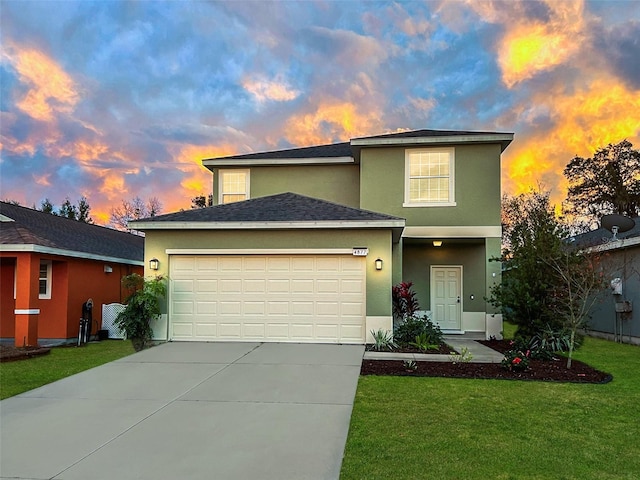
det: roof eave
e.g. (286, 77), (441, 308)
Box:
(350, 133), (514, 152)
(0, 244), (144, 265)
(202, 156), (355, 168)
(132, 220), (405, 230)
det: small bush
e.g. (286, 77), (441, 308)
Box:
(394, 315), (443, 347)
(369, 329), (397, 351)
(501, 349), (531, 371)
(409, 333), (440, 352)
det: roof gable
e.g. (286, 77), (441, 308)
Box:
(0, 202), (144, 263)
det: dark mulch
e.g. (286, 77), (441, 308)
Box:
(0, 345), (51, 362)
(366, 343), (455, 355)
(361, 340), (612, 384)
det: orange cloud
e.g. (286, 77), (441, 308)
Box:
(463, 0), (586, 87)
(503, 76), (640, 203)
(167, 143), (238, 211)
(2, 45), (80, 121)
(284, 100), (383, 146)
(242, 76), (300, 103)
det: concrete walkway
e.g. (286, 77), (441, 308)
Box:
(363, 336), (504, 363)
(0, 342), (364, 480)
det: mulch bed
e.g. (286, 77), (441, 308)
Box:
(361, 339), (612, 384)
(367, 343), (454, 355)
(0, 345), (51, 363)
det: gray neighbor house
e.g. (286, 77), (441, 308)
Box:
(574, 217), (640, 345)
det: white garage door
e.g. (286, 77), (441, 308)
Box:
(169, 254), (366, 343)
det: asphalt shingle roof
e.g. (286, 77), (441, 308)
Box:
(0, 202), (144, 262)
(210, 142), (352, 161)
(206, 129), (513, 162)
(133, 192), (404, 224)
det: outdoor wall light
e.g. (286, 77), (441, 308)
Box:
(375, 258), (383, 271)
(149, 258), (159, 270)
(433, 240), (443, 247)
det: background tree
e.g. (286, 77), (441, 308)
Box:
(191, 194), (214, 209)
(76, 196), (93, 223)
(563, 140), (640, 229)
(39, 198), (55, 214)
(57, 197), (78, 220)
(109, 196), (163, 231)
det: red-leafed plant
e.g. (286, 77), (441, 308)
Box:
(392, 281), (420, 322)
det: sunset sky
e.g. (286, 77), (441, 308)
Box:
(1, 0), (639, 225)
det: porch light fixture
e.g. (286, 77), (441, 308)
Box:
(375, 258), (383, 271)
(433, 240), (443, 247)
(149, 258), (159, 270)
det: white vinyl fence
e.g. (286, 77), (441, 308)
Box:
(101, 303), (126, 339)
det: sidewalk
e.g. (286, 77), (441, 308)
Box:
(363, 336), (504, 363)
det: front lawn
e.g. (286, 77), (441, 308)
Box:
(341, 336), (640, 480)
(0, 340), (135, 400)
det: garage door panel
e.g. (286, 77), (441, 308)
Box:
(195, 322), (217, 337)
(195, 279), (217, 294)
(290, 324), (313, 338)
(267, 279), (290, 293)
(170, 254), (365, 343)
(218, 323), (242, 337)
(196, 257), (219, 272)
(244, 279), (266, 294)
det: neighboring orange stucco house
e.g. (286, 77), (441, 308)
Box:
(0, 202), (144, 346)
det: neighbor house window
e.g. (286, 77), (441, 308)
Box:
(39, 260), (52, 299)
(404, 148), (455, 206)
(219, 169), (249, 204)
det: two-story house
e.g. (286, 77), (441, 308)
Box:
(133, 129), (513, 344)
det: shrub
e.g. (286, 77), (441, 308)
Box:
(369, 329), (397, 351)
(392, 281), (420, 322)
(394, 315), (443, 347)
(116, 274), (166, 351)
(409, 333), (440, 352)
(501, 349), (531, 371)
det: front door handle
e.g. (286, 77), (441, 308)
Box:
(457, 296), (460, 303)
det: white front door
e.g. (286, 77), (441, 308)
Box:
(431, 266), (461, 331)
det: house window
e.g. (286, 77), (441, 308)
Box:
(219, 169), (250, 204)
(404, 148), (455, 206)
(39, 260), (52, 299)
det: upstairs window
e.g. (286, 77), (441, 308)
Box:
(39, 260), (52, 299)
(404, 148), (455, 206)
(219, 169), (250, 204)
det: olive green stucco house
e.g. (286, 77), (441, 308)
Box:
(133, 129), (513, 344)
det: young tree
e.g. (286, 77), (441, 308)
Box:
(543, 249), (608, 368)
(109, 196), (163, 231)
(563, 140), (640, 228)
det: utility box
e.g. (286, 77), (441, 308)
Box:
(615, 301), (633, 313)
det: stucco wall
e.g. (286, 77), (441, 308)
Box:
(143, 228), (394, 318)
(359, 144), (502, 226)
(211, 164), (360, 207)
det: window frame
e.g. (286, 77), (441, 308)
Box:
(39, 260), (52, 300)
(218, 169), (250, 205)
(403, 147), (456, 207)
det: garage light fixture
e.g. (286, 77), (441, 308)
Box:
(149, 258), (159, 270)
(433, 240), (443, 247)
(375, 258), (383, 271)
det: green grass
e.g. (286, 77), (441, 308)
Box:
(341, 335), (640, 480)
(0, 340), (136, 400)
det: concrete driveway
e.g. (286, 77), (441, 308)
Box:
(0, 342), (364, 480)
